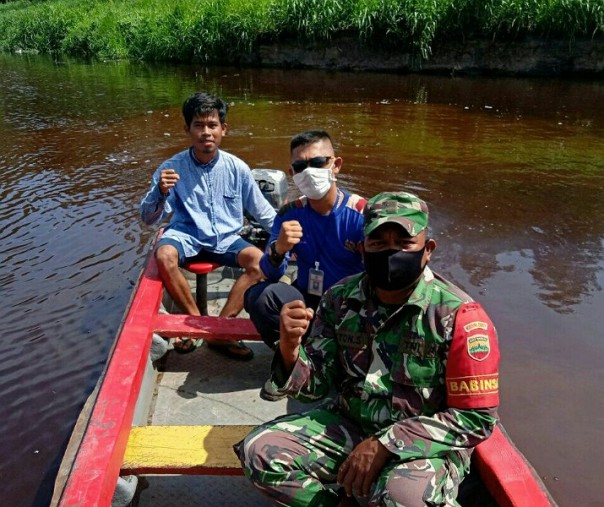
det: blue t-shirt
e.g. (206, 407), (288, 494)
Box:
(260, 190), (366, 292)
(140, 148), (275, 256)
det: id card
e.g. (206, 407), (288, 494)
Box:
(307, 263), (324, 296)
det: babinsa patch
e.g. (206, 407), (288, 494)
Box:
(467, 334), (490, 361)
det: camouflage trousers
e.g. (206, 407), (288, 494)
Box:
(237, 407), (468, 507)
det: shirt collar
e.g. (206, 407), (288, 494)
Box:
(356, 266), (435, 313)
(304, 189), (347, 215)
(189, 147), (220, 168)
(406, 266), (435, 312)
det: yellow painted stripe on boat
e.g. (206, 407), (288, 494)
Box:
(122, 425), (255, 472)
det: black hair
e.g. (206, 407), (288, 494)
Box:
(182, 92), (228, 127)
(290, 130), (333, 153)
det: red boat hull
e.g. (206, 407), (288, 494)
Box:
(53, 237), (555, 506)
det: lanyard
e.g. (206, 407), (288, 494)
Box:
(309, 189), (344, 270)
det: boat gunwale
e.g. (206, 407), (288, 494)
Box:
(55, 235), (164, 506)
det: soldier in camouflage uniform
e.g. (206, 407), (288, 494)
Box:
(237, 192), (500, 507)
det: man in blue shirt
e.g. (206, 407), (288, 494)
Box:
(244, 130), (365, 389)
(140, 92), (275, 359)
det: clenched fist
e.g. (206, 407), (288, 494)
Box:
(279, 300), (314, 372)
(159, 169), (179, 195)
(275, 220), (303, 255)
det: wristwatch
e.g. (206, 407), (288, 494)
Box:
(269, 241), (285, 266)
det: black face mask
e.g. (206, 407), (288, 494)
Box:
(364, 247), (426, 291)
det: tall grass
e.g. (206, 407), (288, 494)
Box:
(0, 0), (602, 62)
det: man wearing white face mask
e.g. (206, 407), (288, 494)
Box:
(244, 131), (366, 399)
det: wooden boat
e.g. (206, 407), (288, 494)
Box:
(52, 175), (557, 506)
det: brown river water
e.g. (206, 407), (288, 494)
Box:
(1, 53), (603, 507)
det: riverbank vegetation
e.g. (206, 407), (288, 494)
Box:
(0, 0), (602, 63)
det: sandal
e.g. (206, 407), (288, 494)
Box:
(207, 340), (254, 361)
(173, 337), (203, 354)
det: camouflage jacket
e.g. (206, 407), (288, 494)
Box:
(271, 267), (500, 462)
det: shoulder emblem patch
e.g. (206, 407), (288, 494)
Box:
(467, 334), (490, 361)
(277, 197), (306, 217)
(463, 321), (488, 332)
(345, 194), (367, 213)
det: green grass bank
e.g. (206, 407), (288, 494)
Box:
(1, 0), (603, 73)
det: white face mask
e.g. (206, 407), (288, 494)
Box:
(292, 166), (336, 200)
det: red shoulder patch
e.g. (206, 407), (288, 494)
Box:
(446, 302), (500, 409)
(354, 197), (367, 212)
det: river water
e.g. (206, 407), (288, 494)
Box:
(1, 53), (603, 507)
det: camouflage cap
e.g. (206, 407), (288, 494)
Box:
(363, 192), (429, 237)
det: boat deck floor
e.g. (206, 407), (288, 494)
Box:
(134, 267), (308, 507)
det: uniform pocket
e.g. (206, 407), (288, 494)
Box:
(391, 353), (444, 388)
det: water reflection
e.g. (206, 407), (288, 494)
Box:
(0, 53), (602, 506)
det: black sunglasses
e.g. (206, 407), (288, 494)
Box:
(291, 156), (334, 174)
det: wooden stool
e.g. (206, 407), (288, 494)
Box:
(183, 262), (220, 315)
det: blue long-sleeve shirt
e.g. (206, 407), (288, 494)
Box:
(140, 148), (275, 256)
(259, 191), (366, 291)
